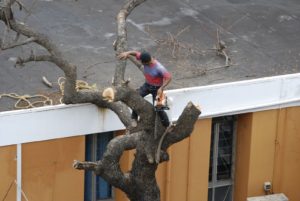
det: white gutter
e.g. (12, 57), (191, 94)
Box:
(1, 73), (300, 146)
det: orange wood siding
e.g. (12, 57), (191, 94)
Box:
(166, 119), (212, 201)
(273, 107), (300, 201)
(22, 136), (85, 201)
(187, 119), (212, 201)
(0, 145), (17, 201)
(247, 110), (277, 196)
(234, 111), (278, 199)
(166, 137), (190, 201)
(156, 161), (168, 201)
(234, 113), (253, 201)
(4, 107), (300, 201)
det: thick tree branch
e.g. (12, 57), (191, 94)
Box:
(74, 132), (142, 192)
(161, 102), (201, 149)
(114, 0), (146, 85)
(102, 85), (155, 130)
(73, 161), (98, 171)
(0, 2), (77, 99)
(62, 90), (133, 128)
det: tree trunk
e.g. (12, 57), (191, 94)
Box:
(125, 149), (160, 201)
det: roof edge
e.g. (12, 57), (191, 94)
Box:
(1, 73), (300, 146)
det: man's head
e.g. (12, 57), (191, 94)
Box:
(140, 51), (152, 65)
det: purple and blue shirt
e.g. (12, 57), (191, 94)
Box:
(136, 52), (171, 86)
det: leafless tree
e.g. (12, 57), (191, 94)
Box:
(0, 0), (201, 200)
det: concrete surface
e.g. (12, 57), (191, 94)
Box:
(0, 0), (300, 111)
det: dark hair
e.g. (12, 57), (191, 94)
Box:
(140, 51), (151, 63)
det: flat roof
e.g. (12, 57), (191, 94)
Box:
(1, 0), (300, 111)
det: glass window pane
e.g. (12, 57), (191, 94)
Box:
(209, 128), (215, 182)
(85, 133), (113, 201)
(208, 188), (212, 201)
(96, 176), (111, 199)
(96, 132), (113, 199)
(85, 134), (94, 201)
(215, 186), (232, 201)
(217, 120), (233, 181)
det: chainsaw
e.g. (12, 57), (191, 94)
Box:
(154, 92), (169, 111)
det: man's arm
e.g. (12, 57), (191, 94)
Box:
(118, 50), (139, 60)
(117, 50), (144, 72)
(157, 76), (172, 97)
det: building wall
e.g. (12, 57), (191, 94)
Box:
(0, 136), (85, 201)
(234, 110), (281, 199)
(234, 113), (253, 201)
(234, 108), (300, 201)
(2, 107), (300, 201)
(22, 136), (85, 201)
(273, 107), (300, 201)
(247, 110), (278, 196)
(0, 145), (17, 201)
(115, 109), (300, 201)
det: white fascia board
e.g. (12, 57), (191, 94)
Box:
(166, 73), (300, 120)
(1, 73), (300, 146)
(0, 104), (124, 146)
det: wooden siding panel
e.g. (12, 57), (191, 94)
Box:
(187, 119), (212, 201)
(248, 110), (277, 196)
(0, 145), (17, 201)
(273, 107), (300, 201)
(22, 136), (85, 201)
(167, 138), (190, 201)
(234, 113), (253, 201)
(156, 162), (167, 201)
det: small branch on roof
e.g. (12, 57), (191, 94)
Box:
(216, 28), (231, 67)
(15, 52), (52, 66)
(145, 26), (205, 59)
(42, 76), (53, 88)
(15, 0), (24, 11)
(1, 36), (35, 50)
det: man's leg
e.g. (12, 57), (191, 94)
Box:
(149, 86), (170, 127)
(131, 83), (150, 120)
(158, 110), (170, 127)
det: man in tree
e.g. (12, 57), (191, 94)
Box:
(118, 50), (172, 127)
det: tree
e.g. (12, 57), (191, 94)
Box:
(0, 0), (201, 200)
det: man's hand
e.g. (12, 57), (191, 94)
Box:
(157, 88), (163, 98)
(117, 52), (129, 60)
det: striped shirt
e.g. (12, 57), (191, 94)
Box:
(136, 52), (171, 86)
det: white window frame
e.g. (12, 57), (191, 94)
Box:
(208, 116), (237, 201)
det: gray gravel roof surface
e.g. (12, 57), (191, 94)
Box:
(1, 0), (300, 111)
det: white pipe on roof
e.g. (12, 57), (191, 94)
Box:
(1, 73), (300, 146)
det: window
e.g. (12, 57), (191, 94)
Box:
(208, 116), (236, 201)
(85, 132), (114, 201)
